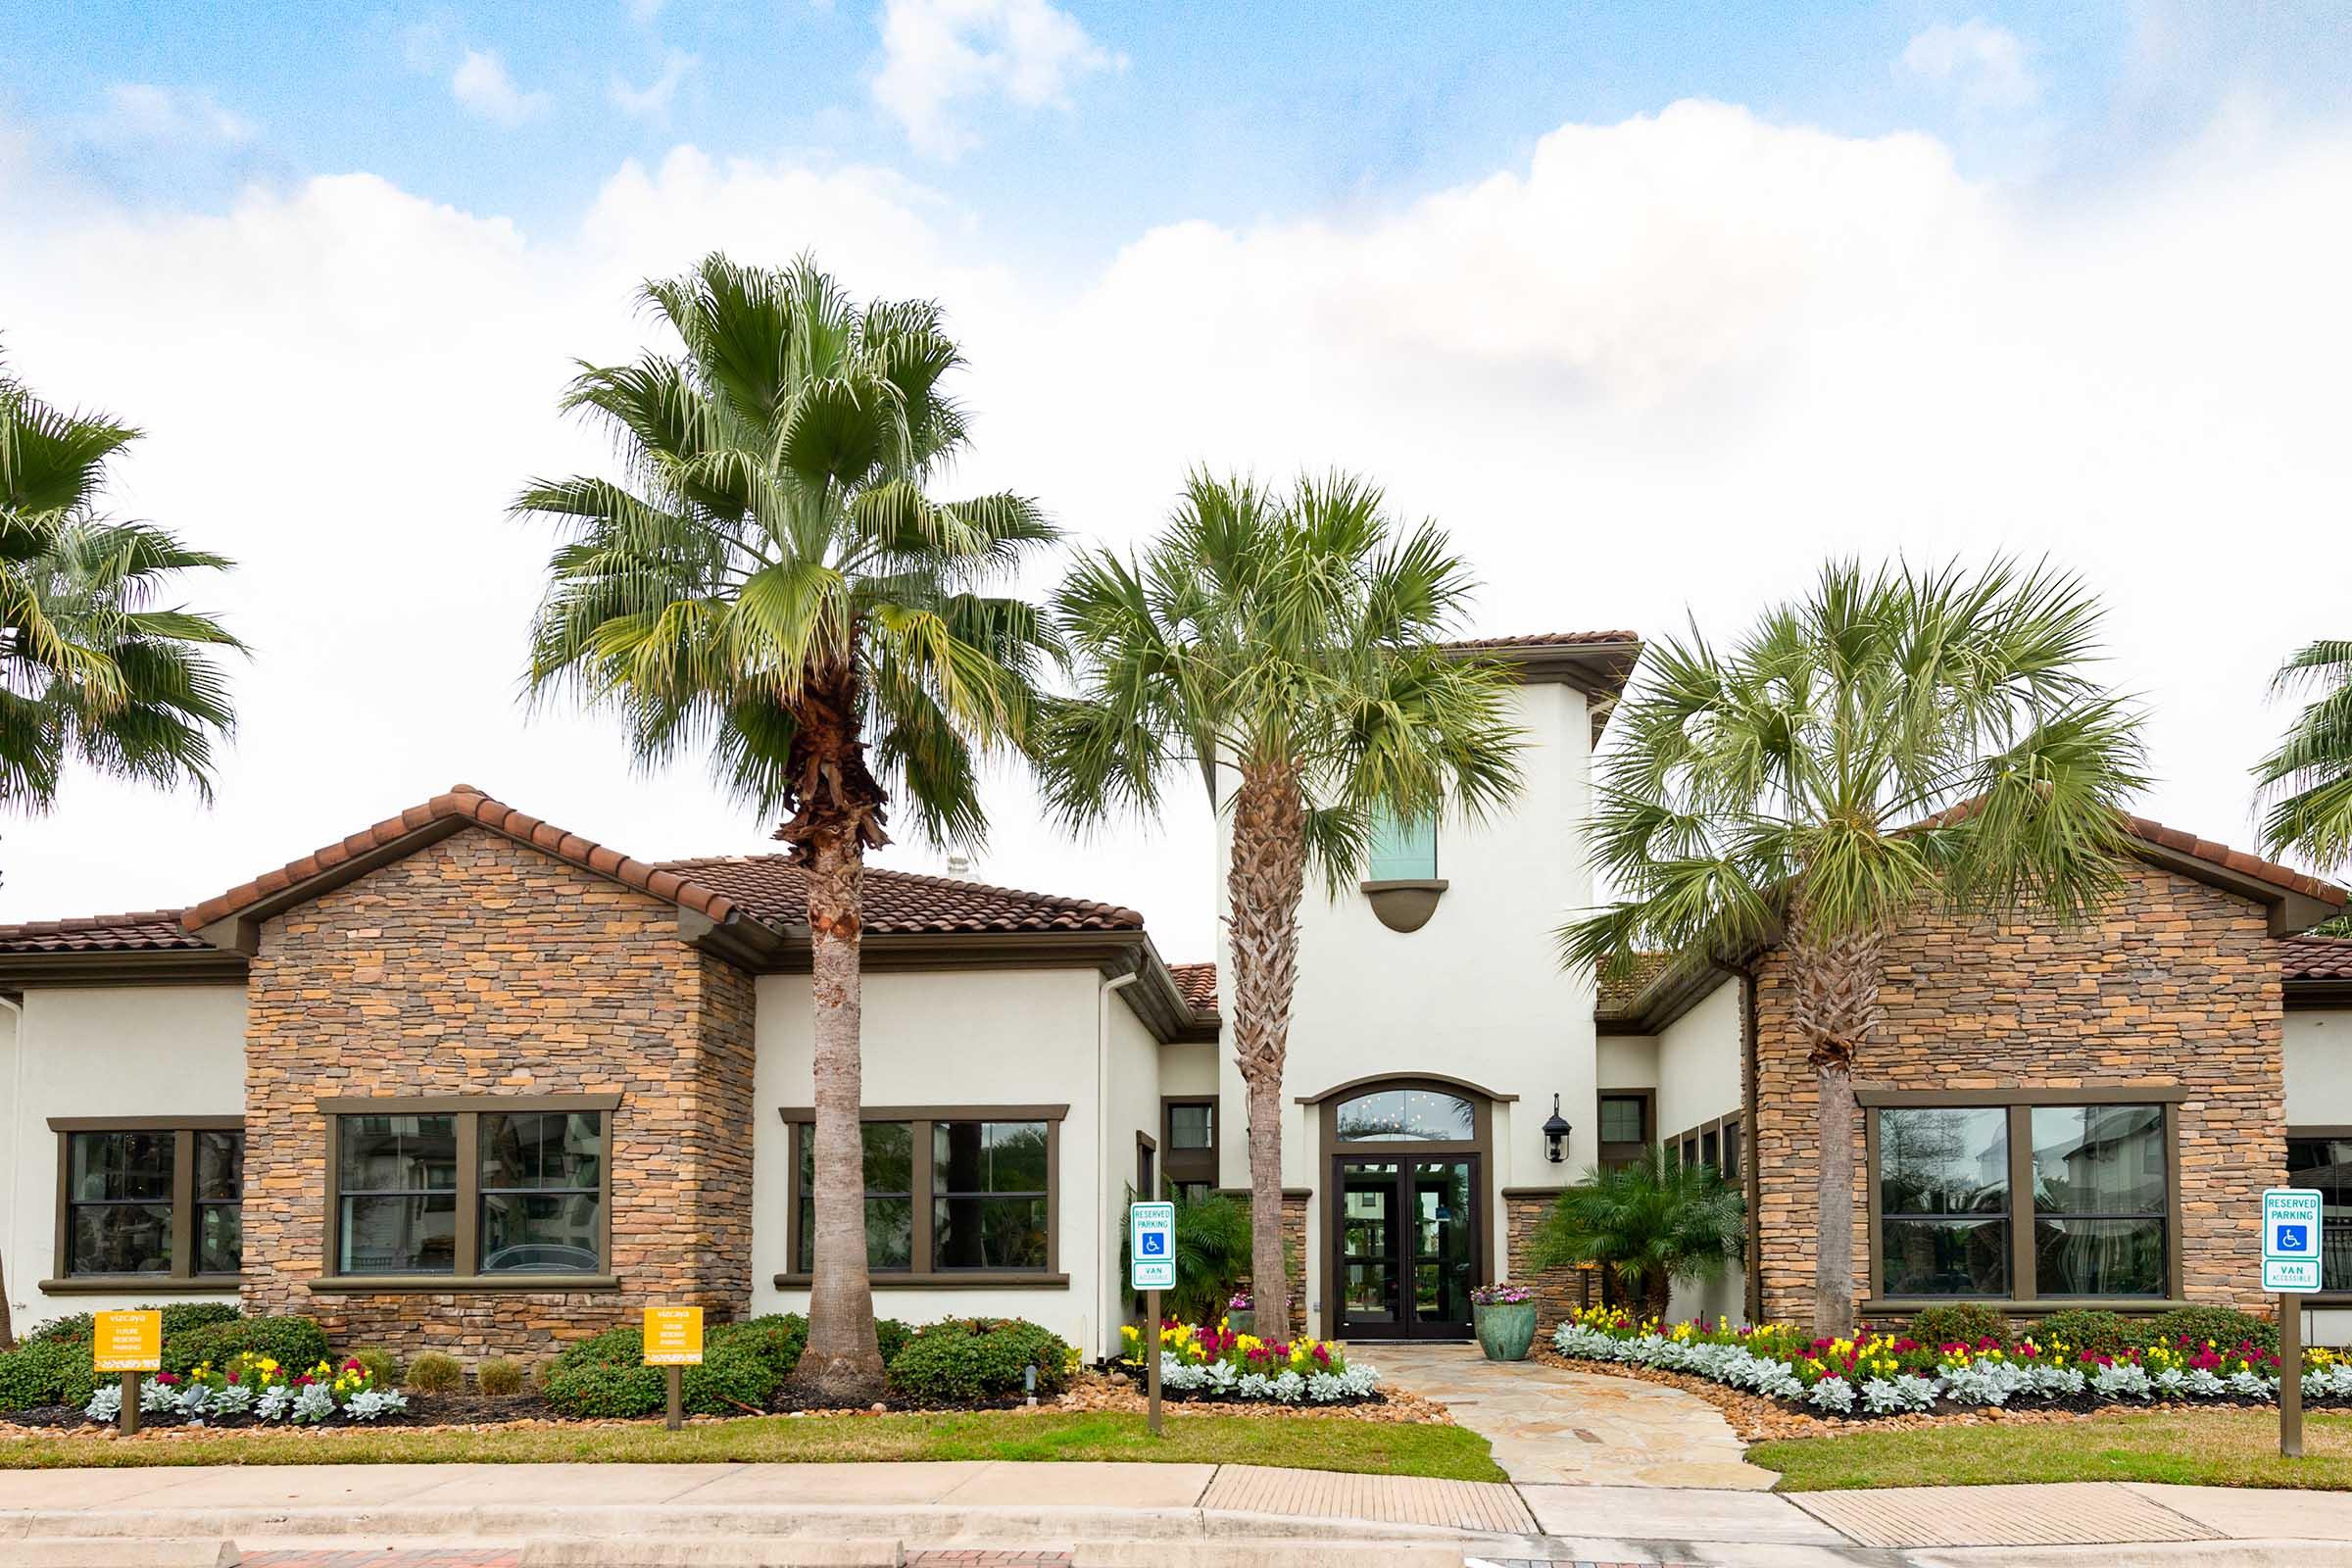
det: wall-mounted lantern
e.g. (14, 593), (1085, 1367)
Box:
(1542, 1094), (1572, 1164)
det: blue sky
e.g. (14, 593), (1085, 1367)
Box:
(3, 3), (2351, 953)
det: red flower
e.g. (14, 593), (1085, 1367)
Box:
(155, 1373), (179, 1387)
(296, 1374), (315, 1386)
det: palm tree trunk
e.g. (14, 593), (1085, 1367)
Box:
(1227, 763), (1305, 1340)
(1787, 895), (1885, 1343)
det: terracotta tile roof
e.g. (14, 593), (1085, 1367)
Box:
(660, 856), (1145, 934)
(1595, 951), (1672, 1013)
(181, 785), (742, 934)
(0, 910), (206, 955)
(2283, 935), (2352, 983)
(1168, 960), (1218, 1011)
(1445, 630), (1640, 650)
(2117, 813), (2348, 906)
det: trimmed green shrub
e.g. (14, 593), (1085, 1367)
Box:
(2034, 1308), (2138, 1356)
(349, 1348), (402, 1390)
(24, 1313), (93, 1347)
(2146, 1306), (2278, 1355)
(885, 1318), (1074, 1405)
(542, 1358), (664, 1418)
(476, 1357), (526, 1396)
(163, 1315), (330, 1378)
(554, 1325), (644, 1370)
(876, 1318), (913, 1365)
(681, 1346), (780, 1414)
(709, 1315), (807, 1381)
(542, 1325), (781, 1418)
(1907, 1303), (2011, 1348)
(405, 1352), (464, 1394)
(0, 1339), (101, 1411)
(159, 1302), (241, 1339)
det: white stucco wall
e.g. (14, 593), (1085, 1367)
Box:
(1157, 1042), (1218, 1098)
(2287, 1007), (2352, 1126)
(752, 965), (1162, 1359)
(1655, 980), (1741, 1144)
(2, 984), (248, 1332)
(1595, 1036), (1656, 1093)
(1212, 681), (1598, 1336)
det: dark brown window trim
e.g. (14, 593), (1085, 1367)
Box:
(1596, 1087), (1654, 1168)
(1864, 1298), (2195, 1317)
(1295, 1072), (1516, 1105)
(2286, 1126), (2352, 1298)
(49, 1117), (246, 1290)
(772, 1271), (1073, 1290)
(779, 1106), (1066, 1279)
(1664, 1111), (1742, 1175)
(319, 1097), (616, 1291)
(1865, 1098), (2182, 1306)
(1161, 1096), (1218, 1192)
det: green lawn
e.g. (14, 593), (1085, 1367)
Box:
(0, 1410), (1502, 1481)
(1752, 1410), (2352, 1492)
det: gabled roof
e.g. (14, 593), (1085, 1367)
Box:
(1168, 960), (1218, 1012)
(2284, 934), (2352, 997)
(662, 856), (1145, 934)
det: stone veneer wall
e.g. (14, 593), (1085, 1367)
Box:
(1753, 861), (2284, 1327)
(240, 825), (758, 1360)
(1504, 1191), (1592, 1331)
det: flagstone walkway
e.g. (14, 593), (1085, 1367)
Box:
(1361, 1342), (1775, 1490)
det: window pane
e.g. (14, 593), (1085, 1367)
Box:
(339, 1116), (458, 1193)
(198, 1203), (241, 1275)
(1367, 809), (1437, 881)
(933, 1121), (1049, 1194)
(2034, 1217), (2165, 1297)
(1881, 1217), (2009, 1296)
(2289, 1137), (2352, 1292)
(1723, 1120), (1741, 1180)
(1701, 1129), (1720, 1171)
(480, 1112), (603, 1192)
(70, 1203), (172, 1275)
(932, 1195), (1048, 1269)
(865, 1197), (914, 1269)
(2031, 1105), (2164, 1215)
(70, 1131), (173, 1201)
(795, 1123), (915, 1272)
(1335, 1090), (1475, 1142)
(196, 1131), (242, 1200)
(1169, 1104), (1213, 1150)
(339, 1194), (457, 1273)
(1879, 1107), (2008, 1215)
(860, 1122), (914, 1193)
(1598, 1097), (1644, 1145)
(480, 1192), (605, 1274)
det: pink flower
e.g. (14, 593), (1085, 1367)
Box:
(154, 1373), (179, 1387)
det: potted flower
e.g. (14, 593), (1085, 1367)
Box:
(1224, 1291), (1253, 1336)
(1471, 1283), (1539, 1361)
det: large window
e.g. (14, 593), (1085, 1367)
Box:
(1869, 1095), (2173, 1303)
(1597, 1092), (1652, 1171)
(1163, 1099), (1218, 1201)
(320, 1098), (612, 1285)
(1336, 1088), (1475, 1142)
(1365, 809), (1437, 881)
(52, 1120), (243, 1284)
(2286, 1135), (2352, 1294)
(780, 1106), (1064, 1286)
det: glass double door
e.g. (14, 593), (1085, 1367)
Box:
(1333, 1155), (1478, 1340)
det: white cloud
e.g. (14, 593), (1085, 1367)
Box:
(1899, 19), (2039, 110)
(2, 100), (2349, 961)
(452, 49), (551, 126)
(93, 83), (254, 145)
(610, 49), (698, 121)
(871, 0), (1123, 159)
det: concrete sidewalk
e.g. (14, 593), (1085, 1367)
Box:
(7, 1462), (2352, 1566)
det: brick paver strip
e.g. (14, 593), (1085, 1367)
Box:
(1789, 1482), (2221, 1549)
(1197, 1464), (1537, 1535)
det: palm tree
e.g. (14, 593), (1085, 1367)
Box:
(1531, 1149), (1743, 1323)
(1039, 470), (1522, 1335)
(2256, 640), (2352, 882)
(518, 255), (1056, 1399)
(1560, 560), (2146, 1339)
(0, 352), (242, 1348)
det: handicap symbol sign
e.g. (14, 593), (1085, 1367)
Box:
(2278, 1224), (2310, 1252)
(1140, 1232), (1166, 1256)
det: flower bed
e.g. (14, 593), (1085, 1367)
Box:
(1551, 1305), (2351, 1420)
(1120, 1319), (1381, 1404)
(85, 1353), (408, 1426)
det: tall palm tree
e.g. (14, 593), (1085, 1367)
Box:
(0, 352), (242, 1348)
(1560, 560), (2146, 1339)
(518, 255), (1056, 1399)
(1039, 470), (1522, 1334)
(2256, 640), (2352, 882)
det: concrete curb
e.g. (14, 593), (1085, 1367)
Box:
(514, 1540), (905, 1567)
(1073, 1545), (1468, 1568)
(0, 1543), (236, 1568)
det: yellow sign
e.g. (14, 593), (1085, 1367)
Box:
(93, 1310), (162, 1373)
(643, 1306), (704, 1366)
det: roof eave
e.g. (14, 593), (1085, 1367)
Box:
(1446, 637), (1643, 743)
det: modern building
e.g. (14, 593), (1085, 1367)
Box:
(4, 628), (2350, 1357)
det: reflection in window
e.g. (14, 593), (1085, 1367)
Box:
(195, 1131), (244, 1276)
(795, 1121), (914, 1273)
(1168, 1103), (1213, 1151)
(2031, 1104), (2165, 1298)
(479, 1111), (606, 1276)
(1877, 1107), (2010, 1297)
(1598, 1095), (1646, 1146)
(338, 1115), (459, 1275)
(1335, 1088), (1475, 1142)
(933, 1120), (1049, 1270)
(67, 1130), (175, 1276)
(2288, 1136), (2352, 1293)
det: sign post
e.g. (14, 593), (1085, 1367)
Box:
(1129, 1200), (1175, 1439)
(2264, 1187), (2323, 1457)
(642, 1305), (705, 1432)
(93, 1310), (161, 1437)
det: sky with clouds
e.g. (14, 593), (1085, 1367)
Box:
(1, 1), (2349, 960)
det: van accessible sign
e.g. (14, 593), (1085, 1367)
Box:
(1130, 1200), (1176, 1292)
(2265, 1187), (2324, 1293)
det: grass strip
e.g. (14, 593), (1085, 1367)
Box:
(0, 1410), (1504, 1481)
(1752, 1409), (2352, 1492)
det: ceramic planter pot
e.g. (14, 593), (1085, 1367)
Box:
(1225, 1309), (1254, 1336)
(1475, 1299), (1539, 1361)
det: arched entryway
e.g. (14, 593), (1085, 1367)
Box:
(1312, 1076), (1494, 1341)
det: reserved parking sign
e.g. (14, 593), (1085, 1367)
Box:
(1130, 1200), (1175, 1291)
(2265, 1187), (2323, 1294)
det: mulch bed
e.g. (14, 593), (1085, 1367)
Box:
(1532, 1348), (2342, 1443)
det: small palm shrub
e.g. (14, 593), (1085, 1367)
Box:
(1907, 1303), (2010, 1348)
(2148, 1306), (2277, 1355)
(2034, 1308), (2137, 1356)
(405, 1352), (464, 1394)
(885, 1319), (1074, 1404)
(1531, 1148), (1743, 1320)
(476, 1357), (526, 1396)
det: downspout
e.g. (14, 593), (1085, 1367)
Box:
(1098, 969), (1141, 1362)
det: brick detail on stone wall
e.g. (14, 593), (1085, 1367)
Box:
(1753, 862), (2285, 1327)
(239, 825), (759, 1361)
(1504, 1191), (1592, 1333)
